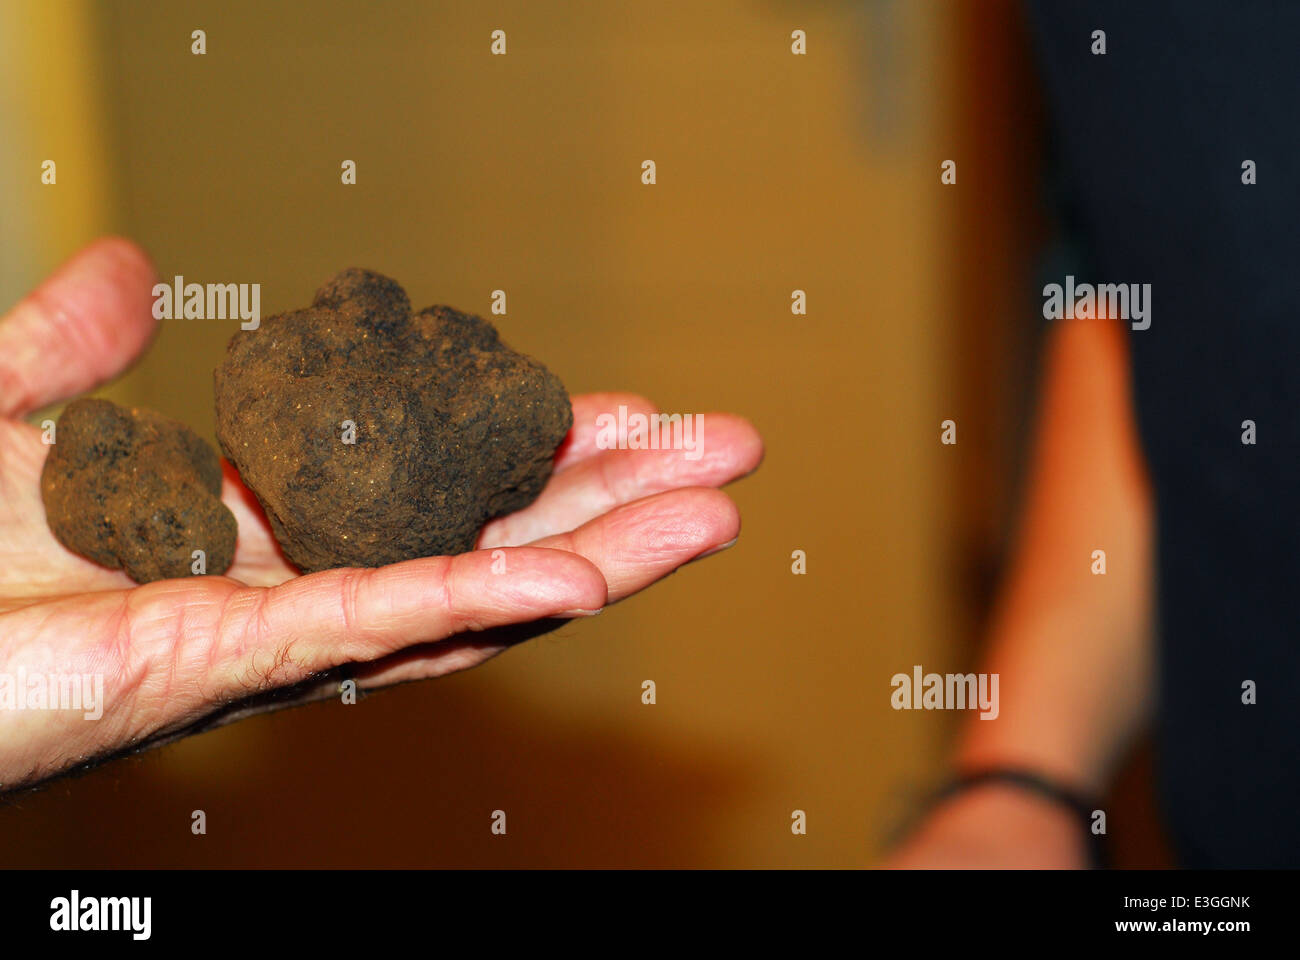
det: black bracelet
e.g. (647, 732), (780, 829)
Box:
(919, 767), (1109, 869)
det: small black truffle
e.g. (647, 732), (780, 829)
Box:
(41, 398), (237, 583)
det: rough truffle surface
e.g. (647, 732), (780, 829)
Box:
(213, 269), (572, 573)
(41, 398), (237, 583)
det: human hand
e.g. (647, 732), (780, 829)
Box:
(0, 238), (763, 792)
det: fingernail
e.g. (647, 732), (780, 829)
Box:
(693, 536), (738, 561)
(557, 608), (603, 618)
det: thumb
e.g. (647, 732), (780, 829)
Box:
(0, 237), (158, 419)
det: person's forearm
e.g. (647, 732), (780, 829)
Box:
(955, 315), (1154, 795)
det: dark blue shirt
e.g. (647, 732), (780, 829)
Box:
(1028, 1), (1299, 867)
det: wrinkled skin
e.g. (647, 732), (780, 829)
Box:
(0, 239), (763, 792)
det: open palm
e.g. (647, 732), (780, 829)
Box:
(0, 239), (762, 792)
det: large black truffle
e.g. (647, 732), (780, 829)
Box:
(213, 269), (572, 573)
(41, 398), (237, 583)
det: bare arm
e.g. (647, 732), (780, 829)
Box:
(890, 314), (1154, 867)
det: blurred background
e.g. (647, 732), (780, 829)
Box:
(0, 0), (1164, 867)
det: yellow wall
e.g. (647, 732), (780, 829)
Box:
(0, 0), (1011, 867)
(0, 0), (113, 348)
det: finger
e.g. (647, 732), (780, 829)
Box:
(530, 486), (740, 602)
(0, 237), (159, 418)
(348, 487), (741, 691)
(553, 392), (659, 472)
(202, 547), (607, 697)
(479, 412), (762, 548)
(238, 490), (737, 696)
